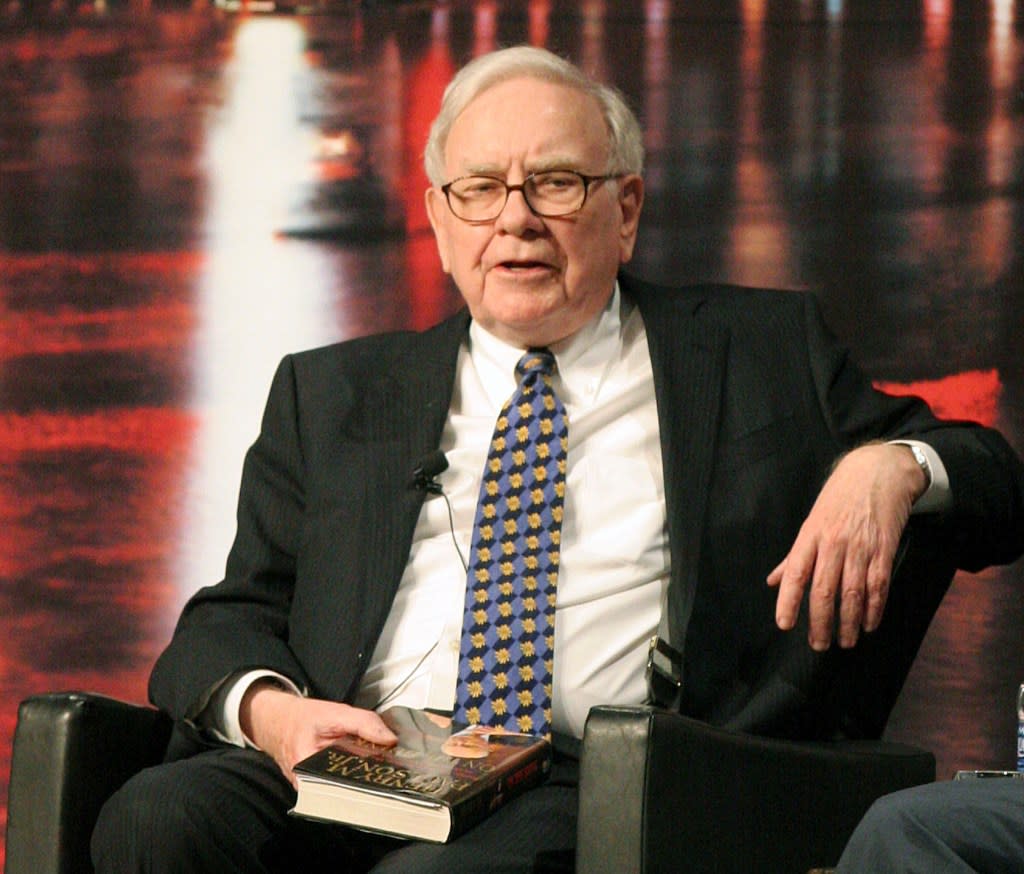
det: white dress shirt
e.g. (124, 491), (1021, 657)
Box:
(353, 285), (668, 739)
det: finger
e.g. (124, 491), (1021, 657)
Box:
(316, 705), (398, 747)
(862, 548), (894, 633)
(773, 544), (816, 632)
(837, 549), (870, 649)
(286, 706), (398, 776)
(806, 544), (845, 651)
(351, 709), (399, 746)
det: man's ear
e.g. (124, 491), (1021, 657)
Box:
(425, 187), (452, 274)
(617, 174), (645, 264)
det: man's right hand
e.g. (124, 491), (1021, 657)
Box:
(239, 681), (397, 788)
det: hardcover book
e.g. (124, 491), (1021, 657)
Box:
(290, 706), (553, 843)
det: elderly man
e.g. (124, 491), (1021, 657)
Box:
(91, 45), (1024, 873)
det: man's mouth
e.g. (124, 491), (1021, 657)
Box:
(497, 259), (552, 271)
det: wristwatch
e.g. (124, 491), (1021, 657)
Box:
(909, 443), (933, 488)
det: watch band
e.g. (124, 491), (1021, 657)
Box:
(909, 443), (933, 487)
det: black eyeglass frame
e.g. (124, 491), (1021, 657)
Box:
(440, 170), (623, 223)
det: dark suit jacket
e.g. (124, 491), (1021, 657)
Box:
(150, 275), (1024, 749)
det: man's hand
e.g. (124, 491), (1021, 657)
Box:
(240, 682), (397, 787)
(767, 443), (928, 651)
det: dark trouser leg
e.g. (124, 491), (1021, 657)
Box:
(91, 749), (577, 874)
(836, 778), (1024, 874)
(90, 747), (371, 874)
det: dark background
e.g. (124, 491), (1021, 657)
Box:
(2, 0), (1023, 863)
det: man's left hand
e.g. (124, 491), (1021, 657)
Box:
(768, 442), (928, 650)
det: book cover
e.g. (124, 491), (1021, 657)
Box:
(290, 706), (553, 843)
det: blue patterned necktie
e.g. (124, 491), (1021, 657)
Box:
(454, 348), (569, 738)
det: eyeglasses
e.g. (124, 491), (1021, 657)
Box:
(440, 170), (620, 223)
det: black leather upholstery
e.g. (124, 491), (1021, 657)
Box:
(577, 705), (935, 874)
(3, 694), (933, 874)
(4, 692), (171, 874)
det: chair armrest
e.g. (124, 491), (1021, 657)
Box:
(5, 691), (172, 874)
(576, 705), (935, 874)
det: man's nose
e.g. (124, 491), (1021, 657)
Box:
(496, 184), (544, 231)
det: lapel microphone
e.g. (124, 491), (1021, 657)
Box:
(411, 450), (450, 495)
(410, 450), (466, 573)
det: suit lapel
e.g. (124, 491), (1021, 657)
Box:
(356, 311), (469, 636)
(628, 277), (729, 667)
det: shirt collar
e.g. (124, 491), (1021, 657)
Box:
(467, 283), (626, 408)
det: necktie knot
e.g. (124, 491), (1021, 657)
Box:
(515, 348), (556, 383)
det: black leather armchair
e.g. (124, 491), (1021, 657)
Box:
(5, 692), (935, 874)
(577, 705), (934, 874)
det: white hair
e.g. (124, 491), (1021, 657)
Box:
(424, 45), (645, 186)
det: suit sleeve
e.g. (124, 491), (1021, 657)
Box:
(800, 291), (1024, 571)
(149, 355), (312, 722)
(696, 288), (1024, 737)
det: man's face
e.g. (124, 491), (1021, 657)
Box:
(426, 77), (643, 348)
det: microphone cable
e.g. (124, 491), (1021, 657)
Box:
(370, 451), (469, 711)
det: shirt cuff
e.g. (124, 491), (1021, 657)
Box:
(890, 439), (952, 514)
